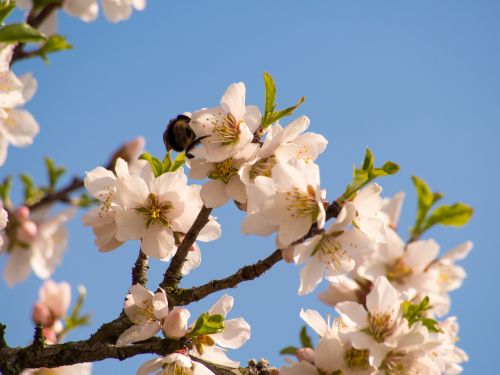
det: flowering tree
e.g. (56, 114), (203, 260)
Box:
(0, 2), (474, 374)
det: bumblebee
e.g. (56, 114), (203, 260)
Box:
(163, 114), (205, 158)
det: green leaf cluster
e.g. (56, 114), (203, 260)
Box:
(401, 296), (440, 333)
(187, 313), (224, 338)
(20, 174), (45, 206)
(260, 72), (305, 130)
(410, 176), (473, 241)
(0, 176), (12, 206)
(0, 23), (46, 44)
(342, 148), (399, 201)
(45, 157), (65, 193)
(279, 325), (313, 355)
(37, 35), (73, 62)
(139, 151), (185, 177)
(61, 285), (91, 338)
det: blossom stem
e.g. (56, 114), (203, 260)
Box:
(131, 249), (149, 287)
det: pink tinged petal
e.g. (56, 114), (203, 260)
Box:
(405, 239), (439, 272)
(39, 280), (71, 318)
(163, 308), (190, 339)
(182, 244), (201, 275)
(151, 169), (187, 198)
(280, 361), (318, 375)
(243, 105), (262, 133)
(19, 73), (37, 102)
(136, 357), (163, 375)
(152, 290), (169, 319)
(335, 301), (368, 329)
(189, 158), (213, 179)
(381, 192), (405, 228)
(208, 294), (233, 317)
(293, 236), (320, 265)
(3, 109), (39, 147)
(226, 175), (247, 203)
(116, 321), (160, 346)
(190, 108), (219, 137)
(114, 208), (146, 241)
(115, 174), (149, 207)
(3, 248), (32, 286)
(127, 284), (153, 308)
(277, 216), (312, 248)
(141, 227), (176, 260)
(211, 318), (250, 349)
(443, 241), (473, 262)
(63, 0), (98, 22)
(197, 220), (221, 242)
(298, 255), (324, 295)
(314, 337), (343, 373)
(366, 276), (400, 317)
(201, 180), (230, 208)
(102, 0), (132, 22)
(195, 345), (240, 368)
(241, 212), (277, 236)
(220, 82), (246, 121)
(354, 183), (383, 217)
(299, 309), (328, 337)
(84, 167), (116, 199)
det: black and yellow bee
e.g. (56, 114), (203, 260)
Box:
(163, 114), (206, 158)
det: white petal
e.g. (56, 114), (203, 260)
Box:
(116, 322), (160, 346)
(2, 109), (39, 147)
(211, 318), (250, 349)
(243, 105), (261, 133)
(277, 216), (312, 248)
(354, 183), (383, 216)
(208, 294), (233, 317)
(152, 290), (169, 319)
(3, 248), (32, 286)
(240, 212), (277, 236)
(226, 175), (246, 203)
(136, 358), (163, 375)
(83, 167), (116, 199)
(201, 180), (230, 208)
(19, 73), (37, 102)
(197, 220), (221, 242)
(335, 301), (368, 328)
(63, 0), (98, 22)
(299, 309), (328, 337)
(314, 337), (343, 373)
(114, 208), (145, 241)
(405, 239), (439, 272)
(220, 82), (246, 121)
(298, 255), (324, 295)
(102, 0), (132, 22)
(280, 361), (317, 375)
(293, 236), (320, 265)
(366, 276), (400, 317)
(442, 241), (473, 262)
(181, 244), (201, 275)
(194, 345), (240, 368)
(141, 227), (176, 260)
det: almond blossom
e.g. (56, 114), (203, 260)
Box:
(242, 159), (326, 248)
(189, 82), (261, 163)
(2, 206), (74, 287)
(20, 362), (92, 375)
(190, 294), (251, 368)
(32, 280), (71, 330)
(117, 284), (190, 346)
(137, 352), (214, 375)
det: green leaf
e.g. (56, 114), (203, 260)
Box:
(37, 35), (73, 61)
(170, 152), (186, 172)
(139, 152), (164, 177)
(163, 152), (172, 172)
(188, 313), (225, 338)
(299, 326), (313, 349)
(402, 297), (440, 333)
(44, 157), (65, 192)
(423, 203), (473, 231)
(0, 3), (15, 25)
(279, 346), (299, 355)
(20, 174), (44, 206)
(0, 176), (12, 206)
(264, 96), (305, 127)
(0, 23), (46, 44)
(263, 71), (276, 118)
(342, 148), (399, 201)
(412, 176), (435, 209)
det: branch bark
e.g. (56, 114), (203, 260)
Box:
(131, 249), (149, 287)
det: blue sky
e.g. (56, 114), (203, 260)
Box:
(1, 1), (499, 373)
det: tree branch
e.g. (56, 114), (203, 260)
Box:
(131, 249), (149, 287)
(160, 206), (213, 290)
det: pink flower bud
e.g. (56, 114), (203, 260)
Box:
(295, 347), (315, 364)
(17, 220), (38, 243)
(42, 327), (58, 345)
(14, 206), (30, 221)
(162, 308), (190, 339)
(123, 136), (145, 161)
(281, 247), (295, 264)
(32, 302), (54, 327)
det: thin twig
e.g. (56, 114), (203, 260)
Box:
(160, 206), (212, 290)
(131, 249), (149, 287)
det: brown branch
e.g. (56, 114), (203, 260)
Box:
(160, 206), (213, 290)
(131, 249), (149, 287)
(28, 176), (84, 211)
(172, 249), (283, 306)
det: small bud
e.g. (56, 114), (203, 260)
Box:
(163, 308), (191, 339)
(281, 247), (295, 264)
(32, 302), (54, 327)
(42, 327), (58, 345)
(295, 347), (315, 364)
(78, 284), (87, 298)
(14, 206), (30, 221)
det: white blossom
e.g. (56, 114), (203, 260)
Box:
(137, 353), (214, 375)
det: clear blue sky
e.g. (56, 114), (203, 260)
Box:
(1, 1), (499, 373)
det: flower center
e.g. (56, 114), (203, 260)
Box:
(381, 350), (419, 375)
(312, 231), (351, 271)
(367, 312), (395, 343)
(194, 334), (215, 355)
(97, 186), (114, 219)
(135, 193), (173, 229)
(162, 362), (193, 375)
(344, 347), (370, 370)
(284, 185), (318, 219)
(210, 112), (242, 146)
(248, 156), (276, 181)
(209, 158), (239, 184)
(386, 257), (412, 284)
